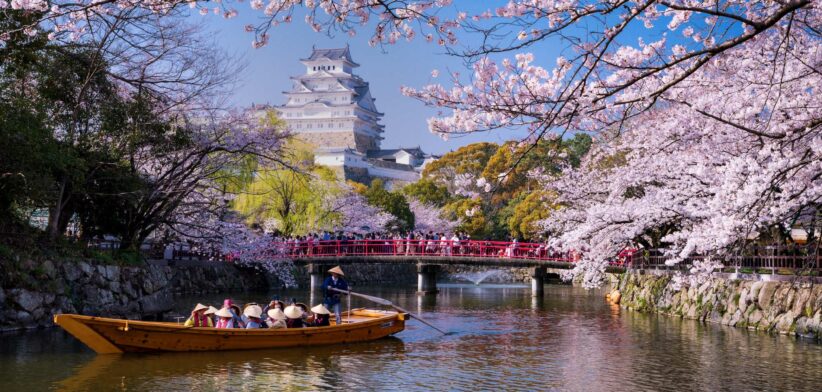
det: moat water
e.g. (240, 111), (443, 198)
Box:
(1, 284), (820, 391)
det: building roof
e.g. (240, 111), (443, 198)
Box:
(300, 46), (359, 66)
(366, 147), (427, 160)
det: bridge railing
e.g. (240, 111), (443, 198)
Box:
(274, 239), (576, 263)
(628, 252), (821, 272)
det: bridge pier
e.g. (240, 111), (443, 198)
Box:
(417, 264), (440, 294)
(530, 266), (546, 297)
(308, 263), (326, 292)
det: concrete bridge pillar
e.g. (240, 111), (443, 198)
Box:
(308, 263), (326, 292)
(417, 264), (440, 294)
(531, 266), (546, 297)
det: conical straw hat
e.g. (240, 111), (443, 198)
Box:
(267, 308), (286, 321)
(192, 303), (208, 312)
(328, 266), (344, 276)
(205, 306), (218, 315)
(243, 305), (263, 319)
(284, 305), (303, 319)
(311, 304), (330, 315)
(215, 308), (233, 318)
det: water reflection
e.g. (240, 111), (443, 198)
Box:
(0, 284), (820, 391)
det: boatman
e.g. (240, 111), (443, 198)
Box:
(322, 266), (348, 325)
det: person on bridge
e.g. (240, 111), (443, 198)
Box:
(323, 266), (348, 325)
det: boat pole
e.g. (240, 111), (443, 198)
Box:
(330, 288), (447, 335)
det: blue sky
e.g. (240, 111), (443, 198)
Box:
(197, 4), (550, 155)
(196, 3), (682, 155)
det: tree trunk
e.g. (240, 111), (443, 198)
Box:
(47, 177), (69, 240)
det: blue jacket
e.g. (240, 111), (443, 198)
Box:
(322, 276), (348, 306)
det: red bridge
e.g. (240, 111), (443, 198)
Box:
(259, 239), (820, 294)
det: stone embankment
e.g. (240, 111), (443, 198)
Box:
(0, 258), (273, 331)
(617, 273), (822, 340)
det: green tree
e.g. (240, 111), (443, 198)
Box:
(421, 142), (498, 192)
(357, 179), (414, 232)
(401, 179), (452, 207)
(233, 139), (342, 236)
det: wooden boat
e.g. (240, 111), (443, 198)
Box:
(54, 308), (406, 354)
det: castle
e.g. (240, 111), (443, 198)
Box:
(270, 46), (435, 187)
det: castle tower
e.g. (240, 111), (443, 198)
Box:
(278, 46), (384, 153)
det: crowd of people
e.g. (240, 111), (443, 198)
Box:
(271, 231), (574, 260)
(183, 266), (349, 329)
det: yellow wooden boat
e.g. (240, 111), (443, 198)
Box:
(54, 308), (406, 354)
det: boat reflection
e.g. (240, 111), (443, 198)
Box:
(55, 337), (406, 391)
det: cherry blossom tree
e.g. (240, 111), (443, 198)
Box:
(7, 0), (820, 287)
(119, 109), (290, 250)
(409, 198), (457, 233)
(324, 188), (393, 233)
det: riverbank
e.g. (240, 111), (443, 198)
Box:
(0, 256), (281, 331)
(617, 272), (822, 341)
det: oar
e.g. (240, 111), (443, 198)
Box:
(330, 288), (448, 335)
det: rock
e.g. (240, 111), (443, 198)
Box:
(748, 309), (763, 327)
(749, 281), (763, 302)
(138, 290), (173, 314)
(62, 263), (82, 282)
(794, 316), (820, 338)
(105, 265), (119, 281)
(78, 262), (94, 276)
(15, 310), (33, 325)
(775, 311), (797, 334)
(13, 289), (44, 312)
(41, 259), (57, 279)
(758, 282), (778, 309)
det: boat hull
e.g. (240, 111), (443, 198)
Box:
(54, 309), (406, 354)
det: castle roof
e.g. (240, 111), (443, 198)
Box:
(301, 46), (359, 67)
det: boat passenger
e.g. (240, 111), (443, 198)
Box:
(243, 305), (265, 329)
(263, 298), (284, 315)
(204, 306), (219, 325)
(221, 299), (246, 328)
(184, 303), (214, 327)
(310, 304), (331, 327)
(266, 308), (287, 329)
(241, 302), (259, 325)
(215, 308), (235, 328)
(284, 305), (305, 328)
(323, 266), (348, 325)
(296, 302), (310, 323)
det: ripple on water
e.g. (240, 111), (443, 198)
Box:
(0, 284), (820, 391)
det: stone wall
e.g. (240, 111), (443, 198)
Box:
(292, 263), (417, 287)
(0, 258), (275, 331)
(617, 273), (822, 340)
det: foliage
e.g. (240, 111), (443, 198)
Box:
(233, 140), (340, 236)
(355, 179), (414, 232)
(401, 179), (452, 208)
(421, 142), (498, 193)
